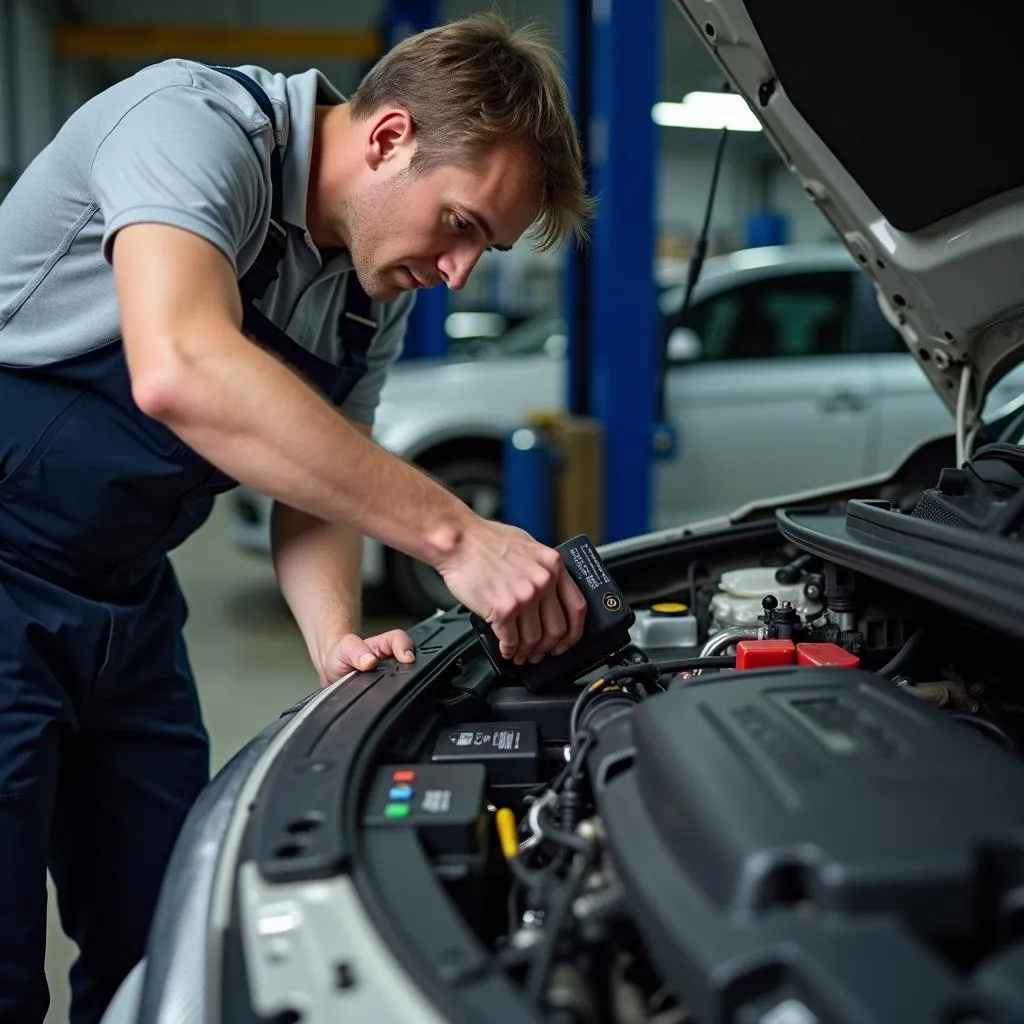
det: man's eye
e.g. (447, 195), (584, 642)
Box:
(452, 214), (471, 233)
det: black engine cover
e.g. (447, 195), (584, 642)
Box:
(592, 668), (1024, 1024)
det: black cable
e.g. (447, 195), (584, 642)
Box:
(655, 120), (730, 422)
(948, 713), (1016, 751)
(507, 880), (522, 937)
(877, 627), (927, 678)
(569, 657), (735, 743)
(535, 803), (592, 856)
(653, 655), (736, 674)
(568, 684), (596, 749)
(569, 664), (658, 745)
(525, 853), (591, 1004)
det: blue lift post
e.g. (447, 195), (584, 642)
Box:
(563, 0), (660, 542)
(384, 0), (448, 361)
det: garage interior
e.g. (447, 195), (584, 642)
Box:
(0, 1), (961, 1021)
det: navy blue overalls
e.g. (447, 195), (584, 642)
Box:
(0, 69), (377, 1024)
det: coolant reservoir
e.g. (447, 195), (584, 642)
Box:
(710, 568), (825, 630)
(629, 602), (699, 649)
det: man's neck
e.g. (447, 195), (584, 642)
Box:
(306, 103), (356, 250)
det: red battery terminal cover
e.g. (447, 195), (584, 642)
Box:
(735, 640), (796, 671)
(796, 643), (861, 669)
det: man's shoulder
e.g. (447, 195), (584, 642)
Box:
(94, 59), (274, 137)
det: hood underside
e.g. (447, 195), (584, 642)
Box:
(671, 0), (1024, 425)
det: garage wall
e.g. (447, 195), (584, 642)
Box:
(0, 0), (103, 199)
(657, 128), (837, 251)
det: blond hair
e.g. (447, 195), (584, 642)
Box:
(350, 12), (593, 250)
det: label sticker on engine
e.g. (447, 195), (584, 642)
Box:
(492, 729), (521, 751)
(447, 729), (522, 751)
(421, 789), (452, 814)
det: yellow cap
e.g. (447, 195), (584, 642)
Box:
(495, 808), (520, 860)
(651, 602), (688, 615)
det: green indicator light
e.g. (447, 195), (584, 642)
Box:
(385, 803), (411, 819)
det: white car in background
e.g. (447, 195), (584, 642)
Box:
(230, 242), (1024, 615)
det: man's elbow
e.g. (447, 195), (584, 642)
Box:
(127, 333), (198, 425)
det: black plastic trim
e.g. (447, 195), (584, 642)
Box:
(250, 613), (477, 883)
(317, 619), (548, 1024)
(776, 501), (1024, 643)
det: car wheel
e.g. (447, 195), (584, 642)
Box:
(389, 458), (503, 618)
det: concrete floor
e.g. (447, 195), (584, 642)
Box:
(43, 496), (413, 1023)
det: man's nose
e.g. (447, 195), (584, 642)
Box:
(437, 245), (483, 291)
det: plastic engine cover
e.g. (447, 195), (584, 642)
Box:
(593, 667), (1024, 1024)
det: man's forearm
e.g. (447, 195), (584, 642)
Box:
(271, 501), (364, 679)
(114, 222), (587, 667)
(134, 323), (474, 570)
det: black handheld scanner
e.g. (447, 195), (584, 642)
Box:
(469, 534), (635, 693)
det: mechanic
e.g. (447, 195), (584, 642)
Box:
(0, 13), (592, 1023)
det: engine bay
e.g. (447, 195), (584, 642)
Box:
(338, 518), (1024, 1024)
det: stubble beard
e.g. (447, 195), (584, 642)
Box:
(341, 172), (411, 303)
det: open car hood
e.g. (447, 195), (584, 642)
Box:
(670, 0), (1024, 423)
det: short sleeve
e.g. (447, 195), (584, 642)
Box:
(339, 289), (416, 425)
(90, 84), (267, 270)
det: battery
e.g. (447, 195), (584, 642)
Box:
(431, 720), (540, 788)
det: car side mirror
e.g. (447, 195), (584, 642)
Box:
(667, 327), (702, 362)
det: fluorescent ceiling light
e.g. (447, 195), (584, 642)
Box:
(653, 92), (762, 132)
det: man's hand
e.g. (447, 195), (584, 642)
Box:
(318, 629), (417, 687)
(437, 519), (588, 666)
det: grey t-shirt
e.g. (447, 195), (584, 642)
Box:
(0, 58), (413, 425)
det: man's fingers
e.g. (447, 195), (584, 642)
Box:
(494, 612), (520, 662)
(515, 601), (544, 665)
(553, 569), (587, 655)
(332, 634), (378, 674)
(533, 586), (569, 662)
(368, 629), (417, 664)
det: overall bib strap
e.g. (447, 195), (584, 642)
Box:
(210, 66), (287, 304)
(210, 66), (379, 407)
(332, 277), (377, 405)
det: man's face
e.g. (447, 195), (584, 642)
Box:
(341, 136), (542, 303)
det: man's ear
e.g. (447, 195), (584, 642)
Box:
(364, 109), (416, 171)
